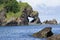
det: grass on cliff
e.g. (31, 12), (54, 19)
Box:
(0, 1), (32, 21)
(0, 4), (4, 11)
(6, 11), (22, 20)
(6, 2), (32, 20)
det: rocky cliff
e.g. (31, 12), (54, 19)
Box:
(0, 2), (41, 26)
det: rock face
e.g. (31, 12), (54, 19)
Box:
(0, 9), (6, 26)
(0, 2), (41, 26)
(47, 34), (60, 40)
(43, 19), (57, 24)
(16, 6), (41, 25)
(6, 20), (17, 26)
(33, 27), (53, 38)
(30, 11), (41, 24)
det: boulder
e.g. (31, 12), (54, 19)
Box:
(33, 27), (53, 38)
(47, 34), (60, 40)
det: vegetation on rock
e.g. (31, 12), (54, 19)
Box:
(0, 0), (41, 26)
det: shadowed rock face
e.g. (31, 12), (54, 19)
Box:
(47, 35), (60, 40)
(33, 27), (53, 38)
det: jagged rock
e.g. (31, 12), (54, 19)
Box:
(30, 11), (41, 24)
(47, 34), (60, 40)
(43, 19), (57, 24)
(33, 27), (53, 38)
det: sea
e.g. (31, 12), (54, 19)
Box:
(0, 24), (60, 40)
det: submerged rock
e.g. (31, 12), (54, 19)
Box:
(33, 27), (53, 38)
(47, 34), (60, 40)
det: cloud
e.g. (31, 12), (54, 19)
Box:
(17, 0), (60, 7)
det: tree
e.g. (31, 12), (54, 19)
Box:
(5, 0), (20, 13)
(0, 0), (20, 13)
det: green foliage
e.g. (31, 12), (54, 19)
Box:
(0, 0), (5, 4)
(6, 11), (22, 20)
(0, 4), (4, 11)
(0, 0), (20, 13)
(5, 0), (20, 13)
(18, 2), (31, 12)
(0, 0), (32, 21)
(6, 12), (15, 20)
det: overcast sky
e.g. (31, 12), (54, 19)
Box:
(17, 0), (60, 23)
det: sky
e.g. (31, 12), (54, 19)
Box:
(17, 0), (60, 23)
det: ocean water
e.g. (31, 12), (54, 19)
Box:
(0, 24), (60, 40)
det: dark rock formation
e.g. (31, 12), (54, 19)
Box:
(19, 7), (31, 25)
(33, 27), (53, 38)
(47, 34), (60, 40)
(43, 19), (57, 24)
(30, 11), (41, 24)
(18, 7), (41, 25)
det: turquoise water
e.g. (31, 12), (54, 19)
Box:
(0, 24), (60, 40)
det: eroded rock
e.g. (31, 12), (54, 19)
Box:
(30, 11), (41, 24)
(33, 27), (53, 38)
